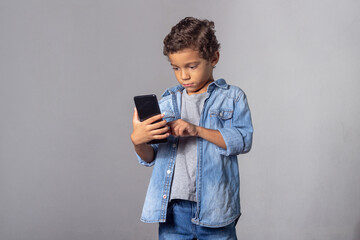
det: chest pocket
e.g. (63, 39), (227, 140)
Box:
(162, 110), (176, 123)
(210, 109), (233, 128)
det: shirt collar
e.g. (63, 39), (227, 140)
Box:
(162, 78), (228, 97)
(207, 78), (228, 92)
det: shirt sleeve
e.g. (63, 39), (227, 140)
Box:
(216, 92), (253, 156)
(136, 144), (158, 167)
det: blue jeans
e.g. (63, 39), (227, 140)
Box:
(159, 200), (238, 240)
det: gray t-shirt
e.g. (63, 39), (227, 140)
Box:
(170, 90), (208, 202)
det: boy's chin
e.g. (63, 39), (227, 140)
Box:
(186, 87), (207, 94)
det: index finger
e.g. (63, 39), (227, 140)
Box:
(143, 113), (165, 124)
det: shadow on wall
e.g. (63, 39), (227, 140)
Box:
(354, 220), (360, 240)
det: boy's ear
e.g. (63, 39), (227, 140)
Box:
(211, 51), (220, 67)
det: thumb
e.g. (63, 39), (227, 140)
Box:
(133, 107), (140, 124)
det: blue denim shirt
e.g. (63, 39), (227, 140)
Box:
(136, 79), (253, 228)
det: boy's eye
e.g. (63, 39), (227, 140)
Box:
(172, 67), (179, 71)
(189, 65), (198, 70)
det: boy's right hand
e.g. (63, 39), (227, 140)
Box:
(131, 108), (170, 146)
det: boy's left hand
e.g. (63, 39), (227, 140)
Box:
(167, 119), (198, 137)
(169, 119), (227, 149)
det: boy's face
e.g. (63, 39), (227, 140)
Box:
(168, 48), (219, 95)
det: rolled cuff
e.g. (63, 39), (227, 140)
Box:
(217, 127), (251, 156)
(136, 144), (158, 167)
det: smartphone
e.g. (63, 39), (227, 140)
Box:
(133, 94), (168, 144)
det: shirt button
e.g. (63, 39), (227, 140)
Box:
(163, 194), (167, 199)
(172, 144), (176, 148)
(167, 169), (171, 174)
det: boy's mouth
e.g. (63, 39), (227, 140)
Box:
(183, 83), (193, 87)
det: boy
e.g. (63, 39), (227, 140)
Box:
(131, 17), (253, 240)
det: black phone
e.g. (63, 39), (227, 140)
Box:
(133, 94), (168, 144)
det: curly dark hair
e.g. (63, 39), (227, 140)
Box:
(163, 17), (220, 61)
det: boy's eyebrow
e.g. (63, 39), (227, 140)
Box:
(170, 61), (200, 67)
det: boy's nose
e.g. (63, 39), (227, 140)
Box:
(181, 70), (190, 80)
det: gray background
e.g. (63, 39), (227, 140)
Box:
(1, 0), (359, 239)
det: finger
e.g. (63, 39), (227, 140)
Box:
(167, 120), (179, 131)
(167, 121), (173, 128)
(167, 121), (179, 136)
(144, 113), (165, 125)
(173, 126), (180, 136)
(178, 126), (186, 136)
(133, 107), (140, 123)
(149, 119), (168, 130)
(152, 132), (170, 140)
(151, 126), (170, 135)
(169, 125), (176, 136)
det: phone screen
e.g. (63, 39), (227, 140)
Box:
(134, 94), (161, 121)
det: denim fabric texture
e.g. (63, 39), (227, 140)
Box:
(136, 79), (253, 228)
(159, 200), (238, 240)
